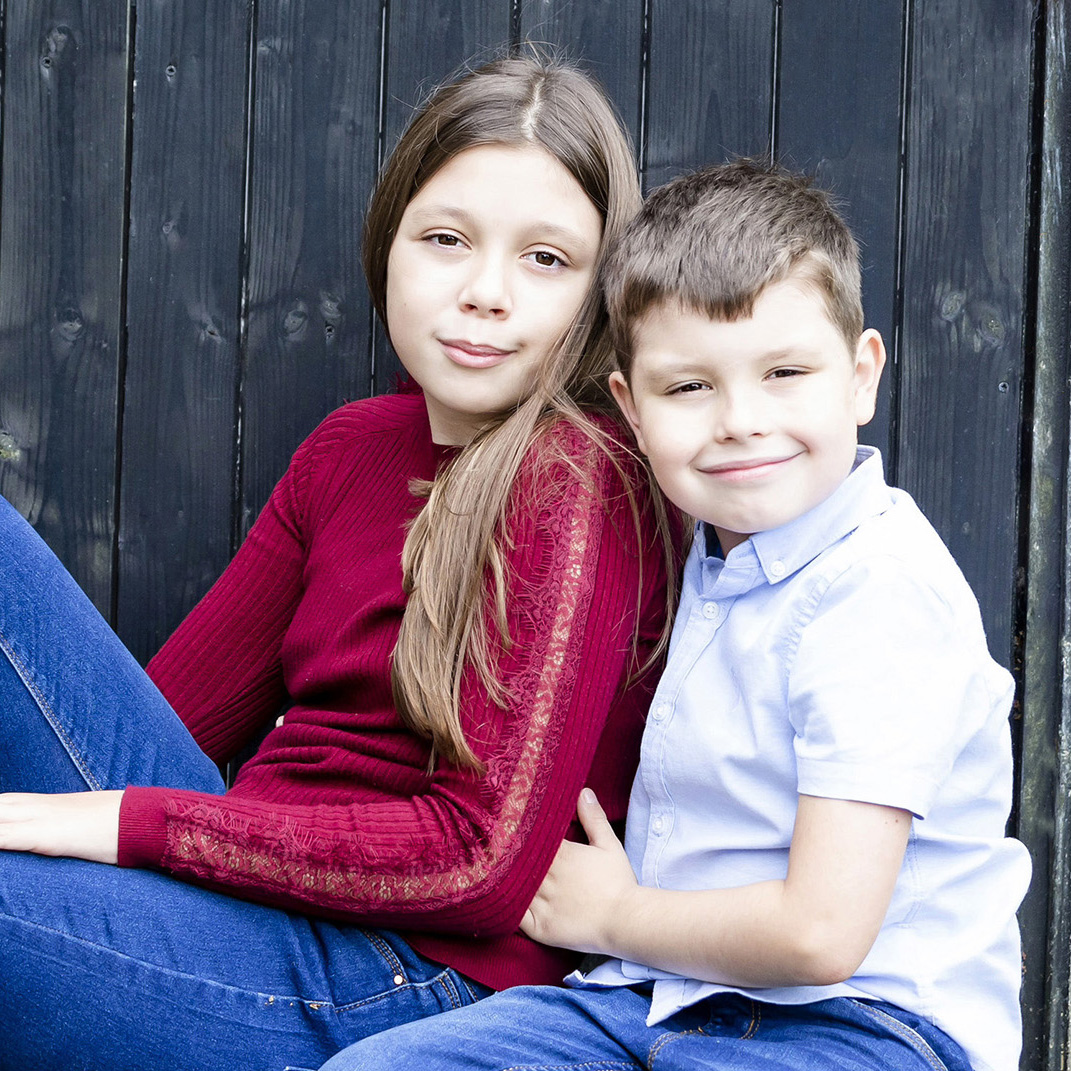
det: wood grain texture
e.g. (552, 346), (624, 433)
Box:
(117, 0), (251, 661)
(645, 0), (774, 189)
(777, 0), (904, 461)
(896, 0), (1033, 666)
(239, 0), (381, 537)
(372, 0), (510, 394)
(0, 1), (129, 614)
(1018, 2), (1069, 1065)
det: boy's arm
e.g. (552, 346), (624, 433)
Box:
(521, 788), (911, 988)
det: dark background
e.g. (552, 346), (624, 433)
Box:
(0, 2), (1065, 1066)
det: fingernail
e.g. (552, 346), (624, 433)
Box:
(580, 788), (596, 805)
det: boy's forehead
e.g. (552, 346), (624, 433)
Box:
(625, 287), (852, 379)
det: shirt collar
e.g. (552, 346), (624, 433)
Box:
(698, 446), (893, 585)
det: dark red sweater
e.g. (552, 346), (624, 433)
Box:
(118, 391), (667, 991)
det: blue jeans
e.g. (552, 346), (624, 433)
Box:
(0, 495), (489, 1071)
(318, 985), (975, 1070)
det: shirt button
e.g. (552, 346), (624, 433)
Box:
(702, 602), (719, 619)
(652, 702), (670, 721)
(652, 816), (665, 834)
(770, 560), (787, 577)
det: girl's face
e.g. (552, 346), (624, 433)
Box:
(386, 144), (604, 444)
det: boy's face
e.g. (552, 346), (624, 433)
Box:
(610, 279), (885, 554)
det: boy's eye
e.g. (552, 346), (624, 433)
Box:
(768, 367), (804, 380)
(670, 381), (709, 395)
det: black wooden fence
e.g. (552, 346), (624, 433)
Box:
(0, 2), (1064, 1067)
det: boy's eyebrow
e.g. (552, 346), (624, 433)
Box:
(403, 204), (597, 251)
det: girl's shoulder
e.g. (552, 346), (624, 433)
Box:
(307, 390), (427, 443)
(290, 391), (429, 470)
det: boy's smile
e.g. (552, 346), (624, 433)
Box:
(610, 278), (885, 554)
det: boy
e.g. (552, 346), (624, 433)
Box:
(319, 160), (1031, 1071)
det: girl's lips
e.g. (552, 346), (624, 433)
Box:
(440, 338), (514, 368)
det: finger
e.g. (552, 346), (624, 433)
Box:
(576, 788), (616, 848)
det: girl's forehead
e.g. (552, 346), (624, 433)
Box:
(401, 144), (603, 247)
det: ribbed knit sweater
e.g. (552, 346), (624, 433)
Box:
(118, 390), (668, 991)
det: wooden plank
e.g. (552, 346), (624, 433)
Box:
(776, 1), (904, 462)
(239, 0), (382, 534)
(117, 0), (251, 662)
(372, 0), (511, 395)
(1018, 3), (1070, 1065)
(645, 0), (774, 190)
(895, 0), (1032, 666)
(517, 0), (645, 153)
(0, 1), (130, 616)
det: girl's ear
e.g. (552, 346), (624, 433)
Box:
(608, 370), (647, 453)
(852, 329), (886, 427)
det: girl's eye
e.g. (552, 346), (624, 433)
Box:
(427, 233), (463, 248)
(525, 249), (566, 269)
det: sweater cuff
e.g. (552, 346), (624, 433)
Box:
(117, 786), (172, 868)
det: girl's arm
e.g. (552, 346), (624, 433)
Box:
(116, 419), (666, 933)
(114, 426), (664, 931)
(522, 789), (911, 987)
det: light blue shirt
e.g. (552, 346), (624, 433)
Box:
(572, 447), (1031, 1071)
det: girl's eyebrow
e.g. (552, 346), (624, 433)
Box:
(405, 203), (597, 252)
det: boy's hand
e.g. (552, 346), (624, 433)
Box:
(521, 789), (637, 953)
(0, 790), (122, 864)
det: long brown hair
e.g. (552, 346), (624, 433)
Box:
(365, 53), (671, 769)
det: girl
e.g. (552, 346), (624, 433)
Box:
(0, 55), (671, 1071)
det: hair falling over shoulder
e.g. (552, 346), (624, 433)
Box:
(368, 50), (677, 770)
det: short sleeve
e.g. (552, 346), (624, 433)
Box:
(787, 556), (997, 818)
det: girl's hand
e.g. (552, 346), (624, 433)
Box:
(520, 789), (637, 954)
(0, 790), (123, 864)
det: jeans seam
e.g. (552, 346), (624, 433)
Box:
(648, 1028), (704, 1066)
(741, 999), (760, 1040)
(2, 911), (333, 1009)
(457, 973), (486, 1003)
(363, 929), (405, 978)
(437, 971), (462, 1011)
(0, 629), (100, 789)
(847, 1001), (948, 1071)
(502, 1062), (637, 1071)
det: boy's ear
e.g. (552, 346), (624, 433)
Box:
(852, 329), (886, 427)
(608, 370), (648, 454)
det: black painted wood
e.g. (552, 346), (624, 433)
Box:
(1018, 3), (1070, 1067)
(645, 0), (774, 189)
(0, 1), (129, 615)
(117, 0), (252, 661)
(777, 0), (905, 463)
(895, 0), (1033, 669)
(239, 0), (382, 538)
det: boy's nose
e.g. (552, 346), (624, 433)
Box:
(459, 253), (512, 318)
(713, 390), (768, 441)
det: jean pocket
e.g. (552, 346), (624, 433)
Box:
(846, 1000), (967, 1071)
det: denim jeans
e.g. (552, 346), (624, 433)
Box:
(318, 985), (975, 1070)
(0, 495), (489, 1071)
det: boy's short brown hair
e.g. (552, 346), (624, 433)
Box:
(602, 158), (864, 371)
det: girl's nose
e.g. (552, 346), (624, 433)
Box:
(459, 254), (512, 318)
